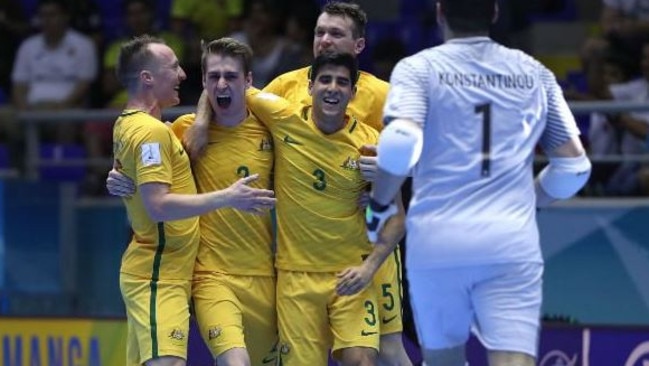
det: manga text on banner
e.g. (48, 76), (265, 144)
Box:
(0, 318), (126, 366)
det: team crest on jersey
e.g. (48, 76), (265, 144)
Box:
(258, 138), (273, 151)
(169, 328), (185, 340)
(207, 327), (222, 340)
(340, 156), (360, 170)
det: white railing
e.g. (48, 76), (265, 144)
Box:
(15, 100), (649, 179)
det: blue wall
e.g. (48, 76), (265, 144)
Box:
(2, 180), (648, 324)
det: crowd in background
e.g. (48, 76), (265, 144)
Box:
(1, 0), (648, 197)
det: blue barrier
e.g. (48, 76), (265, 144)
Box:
(1, 180), (648, 326)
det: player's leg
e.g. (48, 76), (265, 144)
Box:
(124, 312), (141, 366)
(276, 270), (332, 366)
(144, 356), (186, 366)
(330, 273), (379, 366)
(408, 268), (474, 366)
(471, 263), (542, 366)
(120, 273), (192, 366)
(234, 275), (278, 365)
(374, 249), (412, 366)
(487, 351), (535, 366)
(192, 273), (251, 366)
(420, 345), (466, 366)
(378, 333), (412, 366)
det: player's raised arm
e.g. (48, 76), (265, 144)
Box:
(183, 90), (212, 159)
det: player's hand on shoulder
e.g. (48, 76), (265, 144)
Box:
(106, 168), (135, 197)
(225, 174), (276, 214)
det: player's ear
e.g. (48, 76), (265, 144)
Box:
(245, 71), (253, 88)
(354, 37), (366, 56)
(140, 70), (153, 87)
(436, 2), (444, 27)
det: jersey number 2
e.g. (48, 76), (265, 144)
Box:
(475, 103), (491, 177)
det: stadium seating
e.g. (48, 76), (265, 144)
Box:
(38, 143), (87, 182)
(0, 144), (9, 170)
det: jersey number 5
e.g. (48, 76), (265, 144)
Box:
(475, 103), (491, 177)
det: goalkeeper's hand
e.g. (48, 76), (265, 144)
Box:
(365, 198), (398, 243)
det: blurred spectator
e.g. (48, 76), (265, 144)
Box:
(170, 0), (243, 103)
(586, 48), (641, 194)
(11, 0), (97, 144)
(593, 42), (649, 195)
(271, 4), (320, 77)
(170, 0), (243, 41)
(0, 0), (30, 98)
(0, 1), (29, 171)
(101, 0), (184, 108)
(230, 0), (304, 88)
(578, 0), (649, 100)
(66, 0), (103, 47)
(371, 37), (406, 81)
(490, 0), (534, 53)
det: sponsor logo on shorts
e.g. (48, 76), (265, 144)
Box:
(539, 350), (577, 366)
(360, 330), (378, 336)
(208, 327), (222, 340)
(169, 329), (186, 341)
(382, 315), (397, 324)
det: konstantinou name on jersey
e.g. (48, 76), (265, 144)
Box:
(438, 72), (535, 90)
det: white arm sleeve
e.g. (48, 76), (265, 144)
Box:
(377, 119), (423, 176)
(538, 154), (591, 199)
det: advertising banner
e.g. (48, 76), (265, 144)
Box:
(3, 319), (649, 365)
(0, 318), (126, 366)
(466, 326), (649, 366)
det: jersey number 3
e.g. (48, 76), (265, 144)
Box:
(312, 168), (326, 191)
(475, 103), (491, 177)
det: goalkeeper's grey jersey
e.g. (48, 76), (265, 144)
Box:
(384, 37), (580, 269)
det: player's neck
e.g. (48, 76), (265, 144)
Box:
(214, 108), (248, 127)
(311, 108), (345, 135)
(443, 24), (490, 42)
(126, 97), (162, 120)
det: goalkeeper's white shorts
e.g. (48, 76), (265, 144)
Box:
(408, 262), (542, 357)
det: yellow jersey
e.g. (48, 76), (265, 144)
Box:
(171, 114), (275, 276)
(263, 66), (389, 132)
(112, 110), (200, 281)
(246, 91), (379, 272)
